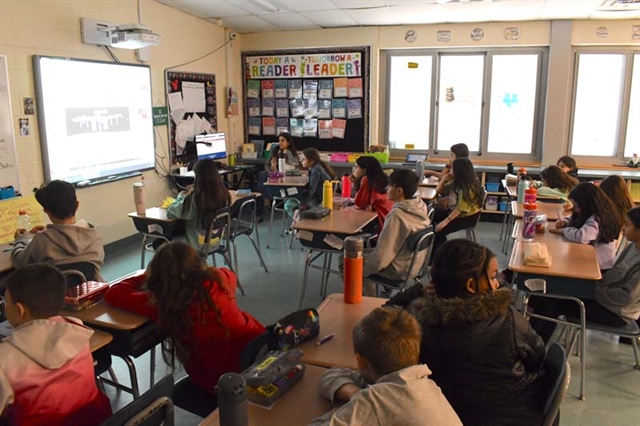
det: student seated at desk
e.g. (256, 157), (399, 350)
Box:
(0, 264), (111, 426)
(256, 132), (299, 211)
(309, 307), (461, 426)
(432, 158), (483, 257)
(557, 155), (579, 179)
(531, 207), (640, 342)
(350, 156), (394, 229)
(166, 159), (231, 250)
(104, 242), (265, 394)
(386, 240), (545, 426)
(551, 183), (622, 271)
(284, 148), (334, 217)
(424, 142), (469, 181)
(11, 180), (105, 281)
(600, 175), (634, 228)
(361, 170), (430, 296)
(530, 165), (577, 201)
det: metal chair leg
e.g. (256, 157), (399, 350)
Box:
(267, 198), (278, 248)
(298, 250), (314, 309)
(248, 236), (268, 273)
(140, 235), (148, 269)
(631, 338), (640, 370)
(149, 345), (156, 387)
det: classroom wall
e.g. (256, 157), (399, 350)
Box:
(0, 0), (229, 244)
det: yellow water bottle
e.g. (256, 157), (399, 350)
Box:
(322, 180), (333, 210)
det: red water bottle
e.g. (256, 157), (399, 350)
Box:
(341, 174), (352, 198)
(344, 236), (363, 304)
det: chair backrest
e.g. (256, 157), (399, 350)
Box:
(230, 196), (258, 237)
(102, 375), (175, 426)
(541, 343), (571, 426)
(240, 331), (270, 370)
(402, 225), (435, 283)
(199, 207), (232, 260)
(57, 262), (97, 288)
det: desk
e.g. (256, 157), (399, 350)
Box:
(510, 201), (569, 220)
(0, 320), (113, 353)
(417, 186), (437, 201)
(420, 176), (439, 187)
(508, 232), (601, 298)
(294, 211), (377, 309)
(298, 294), (385, 370)
(173, 165), (254, 190)
(0, 242), (12, 273)
(62, 270), (159, 399)
(199, 364), (333, 426)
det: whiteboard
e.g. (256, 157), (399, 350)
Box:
(0, 55), (20, 193)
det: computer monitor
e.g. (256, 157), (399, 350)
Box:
(195, 133), (227, 160)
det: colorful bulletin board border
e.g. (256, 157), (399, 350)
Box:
(165, 71), (217, 165)
(242, 46), (370, 153)
(0, 195), (46, 244)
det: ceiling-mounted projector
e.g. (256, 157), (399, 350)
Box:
(81, 18), (161, 50)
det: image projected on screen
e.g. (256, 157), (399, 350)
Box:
(33, 56), (155, 184)
(196, 133), (227, 160)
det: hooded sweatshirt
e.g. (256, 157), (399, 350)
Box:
(0, 316), (112, 425)
(594, 243), (640, 322)
(11, 220), (105, 281)
(363, 196), (430, 279)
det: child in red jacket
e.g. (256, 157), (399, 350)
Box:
(0, 264), (111, 426)
(351, 156), (394, 229)
(105, 241), (265, 393)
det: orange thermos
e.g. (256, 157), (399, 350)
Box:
(344, 236), (363, 304)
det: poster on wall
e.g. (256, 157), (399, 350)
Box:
(247, 80), (260, 98)
(334, 78), (348, 97)
(275, 80), (288, 98)
(348, 78), (363, 98)
(245, 52), (362, 79)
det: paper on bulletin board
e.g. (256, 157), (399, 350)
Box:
(0, 195), (46, 244)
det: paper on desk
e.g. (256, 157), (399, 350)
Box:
(168, 92), (184, 112)
(297, 230), (313, 241)
(286, 187), (298, 196)
(147, 224), (163, 234)
(182, 81), (206, 113)
(324, 234), (344, 251)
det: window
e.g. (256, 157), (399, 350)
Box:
(388, 55), (433, 150)
(487, 55), (539, 154)
(436, 55), (484, 152)
(570, 50), (639, 161)
(384, 49), (545, 161)
(625, 53), (640, 158)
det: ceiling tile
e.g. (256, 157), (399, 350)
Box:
(344, 6), (403, 25)
(439, 2), (494, 23)
(300, 9), (360, 27)
(221, 14), (281, 32)
(540, 0), (603, 19)
(277, 0), (340, 12)
(259, 12), (323, 30)
(155, 0), (249, 18)
(488, 0), (545, 21)
(391, 4), (447, 24)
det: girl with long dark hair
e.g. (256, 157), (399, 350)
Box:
(599, 175), (634, 226)
(532, 165), (578, 201)
(166, 159), (231, 249)
(351, 156), (394, 228)
(105, 241), (265, 393)
(551, 182), (622, 270)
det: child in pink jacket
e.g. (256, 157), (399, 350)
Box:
(0, 264), (111, 426)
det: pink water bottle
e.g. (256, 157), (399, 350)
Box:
(341, 174), (352, 198)
(522, 202), (537, 241)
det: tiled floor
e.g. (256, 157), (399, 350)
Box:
(101, 217), (640, 425)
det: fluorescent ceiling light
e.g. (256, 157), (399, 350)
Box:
(253, 0), (279, 13)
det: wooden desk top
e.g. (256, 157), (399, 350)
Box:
(417, 187), (437, 201)
(200, 364), (333, 426)
(61, 270), (150, 331)
(264, 176), (309, 187)
(504, 181), (563, 202)
(293, 210), (377, 235)
(128, 207), (173, 222)
(90, 329), (113, 352)
(511, 201), (570, 220)
(508, 234), (601, 281)
(420, 176), (439, 187)
(297, 294), (385, 370)
(230, 191), (261, 205)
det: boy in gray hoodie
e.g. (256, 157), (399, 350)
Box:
(11, 180), (105, 281)
(362, 169), (431, 296)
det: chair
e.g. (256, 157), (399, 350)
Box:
(540, 343), (571, 426)
(266, 195), (296, 248)
(521, 292), (586, 400)
(464, 188), (487, 242)
(57, 262), (97, 288)
(102, 374), (174, 426)
(173, 376), (218, 419)
(367, 225), (435, 297)
(240, 331), (270, 370)
(230, 196), (268, 277)
(199, 207), (245, 295)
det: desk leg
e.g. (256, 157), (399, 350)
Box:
(150, 345), (156, 387)
(140, 234), (148, 269)
(109, 354), (140, 399)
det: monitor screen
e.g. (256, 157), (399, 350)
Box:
(195, 133), (227, 160)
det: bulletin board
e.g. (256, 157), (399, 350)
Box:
(242, 46), (370, 153)
(165, 71), (217, 165)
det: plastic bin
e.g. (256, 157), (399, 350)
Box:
(330, 153), (349, 162)
(348, 153), (363, 162)
(498, 201), (508, 212)
(485, 196), (499, 211)
(363, 152), (389, 163)
(486, 182), (501, 192)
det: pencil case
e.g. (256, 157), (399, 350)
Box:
(63, 281), (109, 311)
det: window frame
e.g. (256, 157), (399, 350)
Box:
(382, 47), (548, 163)
(568, 47), (640, 166)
